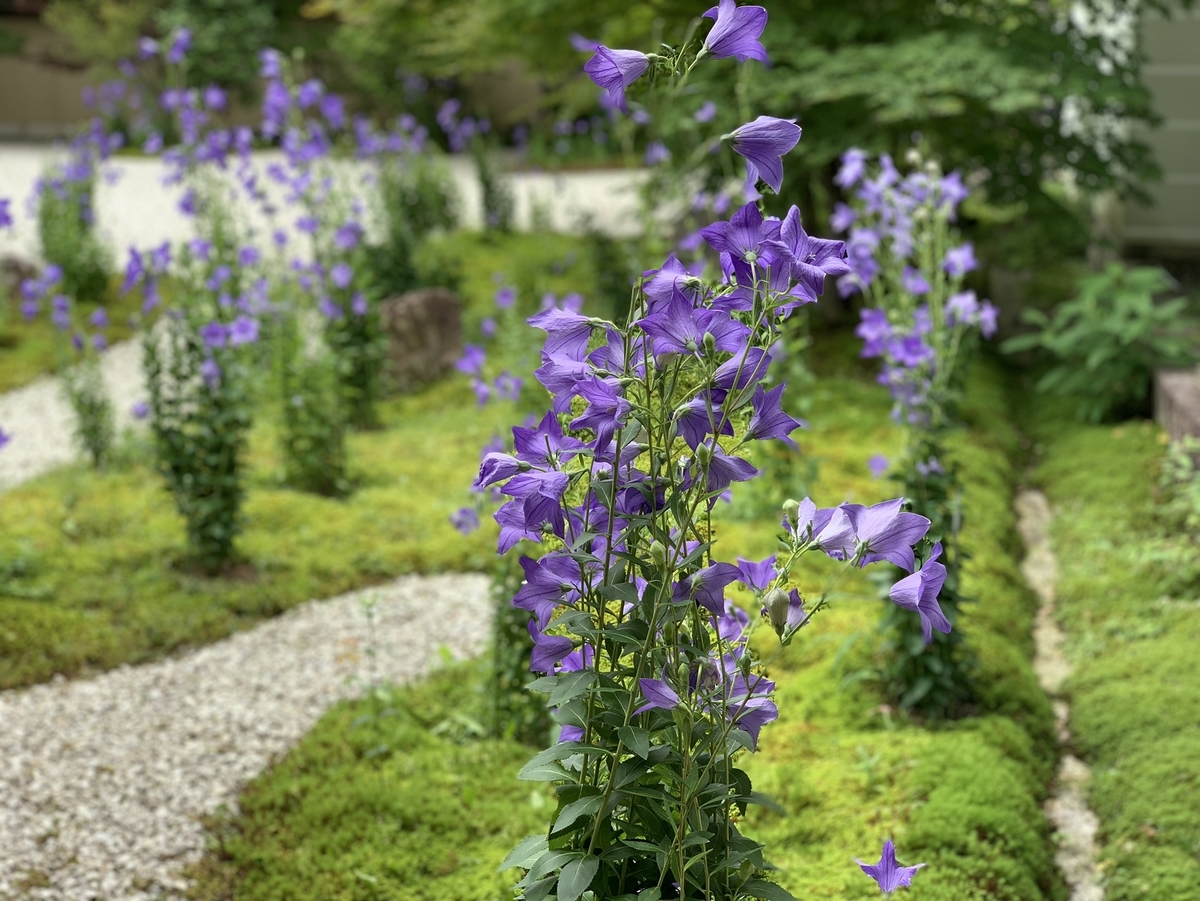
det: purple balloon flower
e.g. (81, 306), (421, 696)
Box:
(694, 100), (718, 123)
(450, 506), (480, 535)
(200, 321), (228, 349)
(729, 116), (801, 194)
(889, 542), (951, 643)
(736, 555), (777, 592)
(844, 498), (931, 571)
(583, 46), (650, 113)
(166, 27), (191, 65)
(856, 840), (925, 893)
(229, 316), (259, 346)
(0, 198), (12, 229)
(634, 678), (681, 715)
(330, 262), (353, 290)
(495, 286), (516, 309)
(0, 427), (10, 450)
(528, 622), (575, 675)
(745, 382), (804, 446)
(131, 401), (150, 420)
(868, 454), (890, 479)
(701, 0), (768, 63)
(943, 242), (978, 277)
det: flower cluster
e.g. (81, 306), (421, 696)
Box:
(488, 22), (945, 892)
(833, 149), (998, 426)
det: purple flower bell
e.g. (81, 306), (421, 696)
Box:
(701, 0), (768, 63)
(583, 46), (650, 113)
(729, 116), (801, 194)
(856, 840), (925, 893)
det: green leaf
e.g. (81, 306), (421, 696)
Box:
(527, 850), (580, 881)
(618, 725), (651, 759)
(743, 878), (798, 901)
(747, 791), (787, 815)
(553, 794), (603, 834)
(637, 889), (662, 901)
(550, 671), (596, 707)
(557, 855), (599, 901)
(499, 834), (548, 872)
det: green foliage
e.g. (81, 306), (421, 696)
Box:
(366, 153), (460, 299)
(326, 297), (387, 430)
(328, 0), (1163, 264)
(278, 345), (350, 498)
(489, 547), (553, 745)
(61, 354), (116, 470)
(37, 171), (112, 306)
(1023, 405), (1200, 899)
(474, 140), (515, 233)
(181, 337), (1061, 900)
(154, 0), (277, 97)
(143, 309), (253, 574)
(43, 0), (160, 67)
(1003, 263), (1199, 423)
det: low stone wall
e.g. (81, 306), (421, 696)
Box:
(1154, 364), (1200, 442)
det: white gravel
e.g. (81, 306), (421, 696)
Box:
(0, 572), (492, 901)
(0, 338), (146, 491)
(1015, 489), (1104, 901)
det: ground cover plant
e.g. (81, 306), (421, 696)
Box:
(185, 342), (1061, 901)
(1023, 398), (1200, 900)
(0, 230), (594, 691)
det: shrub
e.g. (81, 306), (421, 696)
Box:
(36, 167), (112, 306)
(1002, 263), (1198, 423)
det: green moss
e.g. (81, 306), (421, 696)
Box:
(1022, 385), (1200, 899)
(187, 340), (1064, 900)
(188, 659), (544, 901)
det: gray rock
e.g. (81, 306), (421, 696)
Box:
(381, 287), (463, 393)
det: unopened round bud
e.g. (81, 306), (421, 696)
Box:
(696, 442), (714, 466)
(782, 498), (800, 524)
(649, 540), (668, 568)
(764, 587), (790, 632)
(702, 332), (717, 356)
(904, 148), (922, 167)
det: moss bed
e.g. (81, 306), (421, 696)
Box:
(1024, 398), (1200, 900)
(184, 351), (1064, 901)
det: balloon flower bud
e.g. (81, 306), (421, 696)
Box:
(763, 587), (790, 632)
(764, 587), (807, 645)
(782, 498), (800, 527)
(649, 540), (668, 568)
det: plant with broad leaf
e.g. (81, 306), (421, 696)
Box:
(484, 8), (939, 899)
(833, 148), (1000, 717)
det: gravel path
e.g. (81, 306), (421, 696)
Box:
(0, 338), (145, 491)
(1015, 489), (1104, 901)
(0, 572), (491, 901)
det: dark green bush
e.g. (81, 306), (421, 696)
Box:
(1002, 263), (1198, 422)
(37, 171), (111, 306)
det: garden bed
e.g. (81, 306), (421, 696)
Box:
(0, 231), (596, 690)
(1024, 398), (1200, 900)
(184, 349), (1063, 901)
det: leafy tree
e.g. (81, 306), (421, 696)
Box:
(329, 0), (1175, 266)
